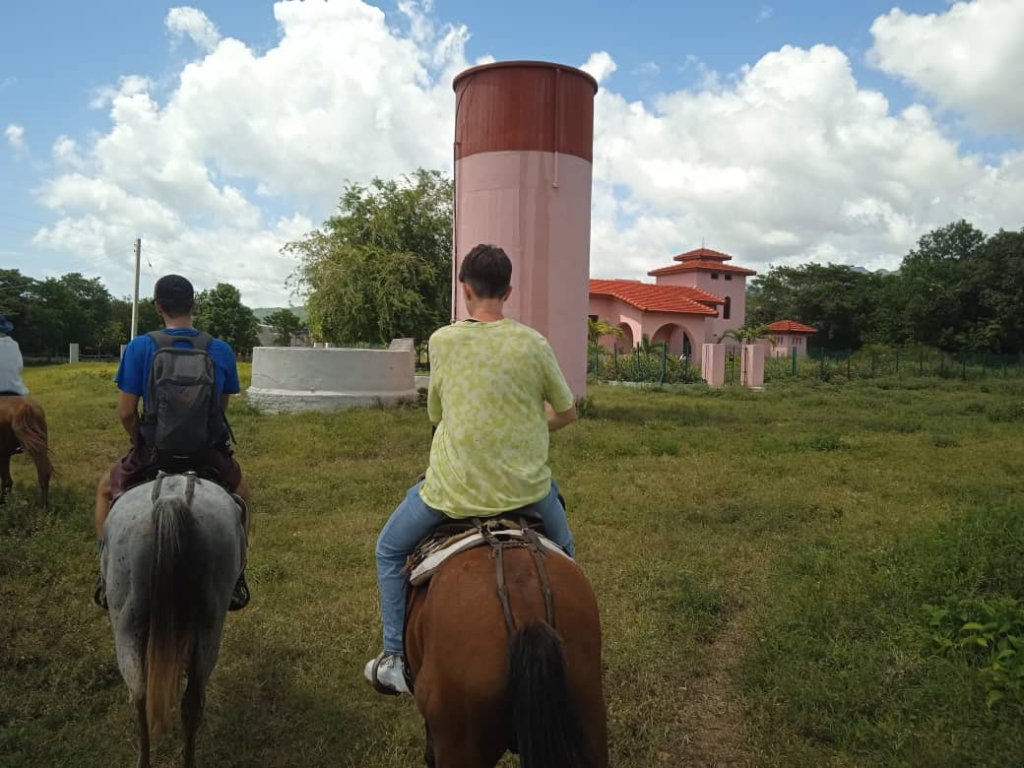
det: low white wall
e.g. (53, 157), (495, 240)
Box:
(247, 346), (416, 413)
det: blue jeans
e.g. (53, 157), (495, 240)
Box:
(375, 479), (574, 654)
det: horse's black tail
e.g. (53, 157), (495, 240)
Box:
(510, 621), (591, 768)
(146, 494), (197, 736)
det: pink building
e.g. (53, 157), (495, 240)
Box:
(588, 247), (757, 355)
(764, 320), (817, 357)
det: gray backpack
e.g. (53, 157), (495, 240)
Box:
(140, 331), (229, 457)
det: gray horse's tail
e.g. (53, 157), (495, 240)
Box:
(146, 494), (198, 735)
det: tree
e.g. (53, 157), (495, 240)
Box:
(747, 263), (881, 350)
(263, 308), (305, 346)
(0, 269), (40, 350)
(719, 324), (775, 345)
(898, 220), (986, 351)
(588, 318), (623, 345)
(968, 228), (1024, 354)
(195, 283), (259, 354)
(110, 297), (162, 343)
(284, 169), (453, 346)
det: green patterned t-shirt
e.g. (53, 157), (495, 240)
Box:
(419, 318), (575, 518)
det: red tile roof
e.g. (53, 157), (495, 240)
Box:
(643, 246), (758, 277)
(648, 260), (757, 277)
(765, 320), (817, 334)
(589, 279), (719, 316)
(672, 247), (737, 263)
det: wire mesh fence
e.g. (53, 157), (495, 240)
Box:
(772, 347), (1024, 383)
(588, 343), (1024, 385)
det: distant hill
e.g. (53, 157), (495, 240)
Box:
(252, 306), (308, 323)
(851, 266), (895, 276)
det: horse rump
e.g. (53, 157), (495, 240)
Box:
(509, 621), (591, 768)
(8, 398), (52, 506)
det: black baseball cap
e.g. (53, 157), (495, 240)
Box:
(153, 274), (195, 304)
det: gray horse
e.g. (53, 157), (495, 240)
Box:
(102, 471), (247, 768)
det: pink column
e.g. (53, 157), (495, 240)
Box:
(453, 62), (598, 397)
(702, 343), (726, 388)
(741, 344), (766, 388)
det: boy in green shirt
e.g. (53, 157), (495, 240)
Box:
(365, 244), (578, 695)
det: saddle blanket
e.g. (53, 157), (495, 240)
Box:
(408, 526), (569, 586)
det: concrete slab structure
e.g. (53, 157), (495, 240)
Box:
(246, 345), (417, 413)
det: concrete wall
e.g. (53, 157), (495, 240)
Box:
(246, 346), (416, 413)
(768, 333), (809, 357)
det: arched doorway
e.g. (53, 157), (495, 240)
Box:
(651, 323), (693, 358)
(616, 321), (636, 352)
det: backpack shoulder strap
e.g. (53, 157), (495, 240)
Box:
(148, 330), (176, 350)
(190, 332), (214, 353)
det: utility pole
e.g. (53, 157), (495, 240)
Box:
(130, 238), (141, 338)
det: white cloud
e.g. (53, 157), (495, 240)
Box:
(633, 61), (660, 77)
(581, 51), (617, 85)
(89, 75), (155, 110)
(166, 6), (221, 52)
(5, 123), (26, 155)
(869, 0), (1024, 134)
(757, 5), (774, 22)
(27, 2), (1024, 306)
(589, 44), (1024, 280)
(52, 135), (85, 169)
(35, 0), (472, 305)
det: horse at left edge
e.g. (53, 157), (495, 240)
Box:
(0, 394), (52, 509)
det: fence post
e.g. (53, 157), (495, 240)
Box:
(613, 346), (619, 378)
(791, 345), (798, 377)
(661, 343), (667, 384)
(636, 346), (641, 382)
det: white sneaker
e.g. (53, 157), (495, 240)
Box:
(364, 652), (411, 695)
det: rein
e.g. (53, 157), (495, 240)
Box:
(473, 518), (556, 636)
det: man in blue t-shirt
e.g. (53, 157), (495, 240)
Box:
(92, 274), (251, 609)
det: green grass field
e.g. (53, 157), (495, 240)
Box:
(2, 364), (1023, 767)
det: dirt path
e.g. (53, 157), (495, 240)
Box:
(672, 546), (766, 767)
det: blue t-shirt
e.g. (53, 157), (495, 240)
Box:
(115, 328), (240, 403)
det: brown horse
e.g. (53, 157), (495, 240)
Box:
(0, 395), (52, 509)
(405, 531), (608, 768)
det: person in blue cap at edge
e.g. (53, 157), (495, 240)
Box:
(0, 314), (29, 397)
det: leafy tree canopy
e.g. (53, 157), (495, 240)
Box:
(284, 169), (453, 347)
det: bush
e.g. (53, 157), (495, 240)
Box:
(589, 346), (703, 385)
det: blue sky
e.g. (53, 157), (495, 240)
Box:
(2, 0), (1022, 304)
